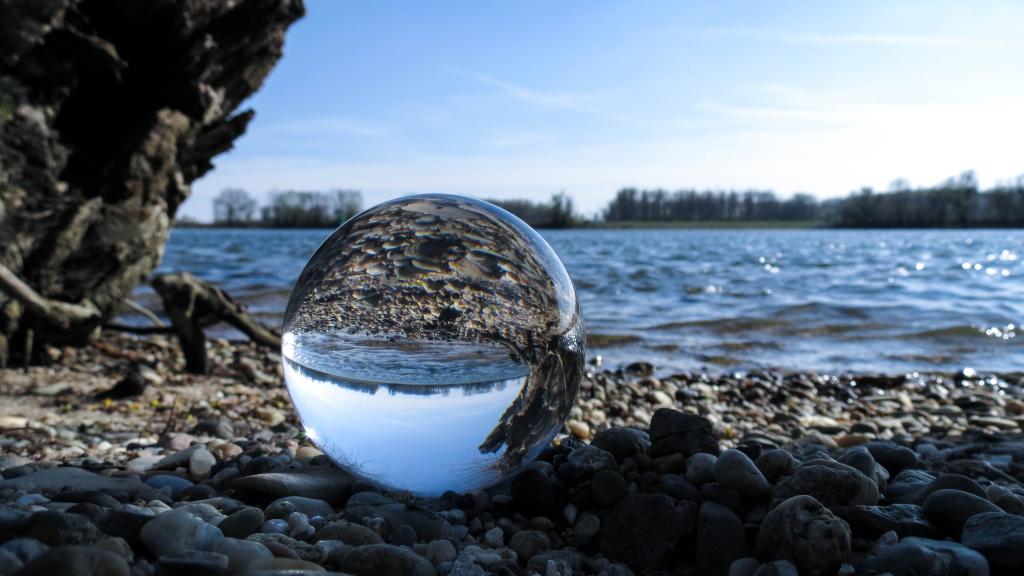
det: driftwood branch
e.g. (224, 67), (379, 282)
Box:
(0, 263), (102, 330)
(123, 299), (166, 327)
(152, 272), (281, 374)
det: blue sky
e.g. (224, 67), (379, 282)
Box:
(181, 0), (1024, 220)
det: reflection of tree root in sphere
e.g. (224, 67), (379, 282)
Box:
(478, 336), (583, 473)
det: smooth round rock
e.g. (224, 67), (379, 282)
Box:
(698, 502), (748, 576)
(219, 507), (265, 539)
(757, 495), (851, 576)
(922, 489), (1001, 538)
(140, 509), (223, 557)
(339, 543), (435, 576)
(508, 530), (551, 563)
(600, 493), (696, 572)
(713, 449), (771, 499)
(686, 453), (717, 485)
(15, 545), (129, 576)
(590, 469), (627, 508)
(961, 511), (1024, 571)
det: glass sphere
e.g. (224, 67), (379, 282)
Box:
(281, 194), (584, 495)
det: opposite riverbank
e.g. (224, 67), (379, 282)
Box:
(1, 332), (1023, 575)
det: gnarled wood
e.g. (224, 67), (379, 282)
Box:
(0, 0), (304, 364)
(153, 272), (280, 374)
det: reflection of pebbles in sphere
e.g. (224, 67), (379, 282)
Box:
(281, 194), (585, 495)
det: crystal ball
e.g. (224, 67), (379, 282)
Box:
(281, 194), (584, 495)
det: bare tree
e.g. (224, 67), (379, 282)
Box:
(214, 188), (258, 225)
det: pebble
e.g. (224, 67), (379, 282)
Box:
(572, 514), (601, 546)
(140, 509), (223, 557)
(232, 467), (354, 505)
(0, 467), (147, 496)
(389, 524), (417, 547)
(189, 447), (217, 479)
(558, 445), (616, 483)
(686, 452), (717, 485)
(27, 511), (100, 545)
(317, 520), (384, 546)
(219, 506), (265, 538)
(0, 538), (48, 564)
(600, 493), (696, 572)
(713, 449), (771, 499)
(339, 543), (435, 576)
(698, 502), (748, 576)
(772, 460), (878, 507)
(591, 427), (648, 462)
(261, 518), (289, 534)
(265, 496), (333, 520)
(961, 511), (1024, 571)
(835, 503), (936, 538)
(14, 545), (130, 576)
(426, 539), (457, 566)
(922, 489), (1002, 538)
(213, 538), (274, 575)
(755, 449), (795, 483)
(508, 529), (550, 562)
(483, 526), (503, 547)
(863, 537), (989, 576)
(158, 550), (229, 574)
(145, 474), (194, 497)
(648, 409), (719, 458)
(757, 496), (851, 576)
(590, 469), (627, 507)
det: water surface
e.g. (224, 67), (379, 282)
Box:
(144, 228), (1024, 374)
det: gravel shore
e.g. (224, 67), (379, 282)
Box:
(1, 333), (1023, 575)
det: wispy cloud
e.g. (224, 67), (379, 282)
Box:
(704, 27), (1024, 50)
(269, 116), (395, 137)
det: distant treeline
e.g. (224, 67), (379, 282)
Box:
(486, 193), (577, 228)
(183, 171), (1024, 229)
(602, 171), (1024, 228)
(195, 188), (363, 228)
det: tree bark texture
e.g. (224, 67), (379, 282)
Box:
(0, 0), (304, 364)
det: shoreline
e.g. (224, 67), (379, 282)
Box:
(1, 332), (1022, 574)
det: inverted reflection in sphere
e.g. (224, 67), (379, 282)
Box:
(281, 194), (584, 495)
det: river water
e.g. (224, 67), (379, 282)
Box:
(142, 227), (1024, 375)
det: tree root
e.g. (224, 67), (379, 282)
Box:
(152, 272), (281, 374)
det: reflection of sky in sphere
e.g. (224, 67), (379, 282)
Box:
(283, 356), (527, 495)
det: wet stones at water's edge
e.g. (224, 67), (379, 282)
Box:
(3, 334), (1024, 574)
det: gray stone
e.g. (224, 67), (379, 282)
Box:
(14, 545), (130, 576)
(961, 511), (1024, 571)
(755, 450), (795, 483)
(714, 449), (771, 499)
(212, 537), (273, 574)
(144, 474), (194, 497)
(265, 496), (333, 520)
(0, 537), (48, 564)
(600, 493), (696, 572)
(233, 467), (355, 505)
(590, 469), (627, 507)
(834, 503), (936, 538)
(189, 447), (217, 479)
(483, 526), (503, 547)
(923, 489), (1001, 538)
(649, 409), (719, 458)
(426, 539), (457, 566)
(155, 444), (206, 471)
(837, 446), (888, 487)
(0, 467), (148, 497)
(757, 495), (851, 576)
(772, 459), (878, 507)
(140, 509), (223, 557)
(572, 514), (601, 546)
(0, 549), (22, 575)
(508, 529), (550, 562)
(559, 445), (616, 483)
(863, 537), (989, 576)
(729, 557), (761, 576)
(591, 428), (649, 463)
(317, 520), (383, 546)
(448, 551), (487, 576)
(752, 560), (799, 576)
(698, 502), (748, 576)
(158, 550), (229, 574)
(863, 442), (919, 474)
(339, 543), (434, 576)
(27, 511), (101, 545)
(686, 453), (717, 485)
(389, 524), (417, 547)
(219, 507), (265, 538)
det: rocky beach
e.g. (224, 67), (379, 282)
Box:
(1, 332), (1023, 575)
